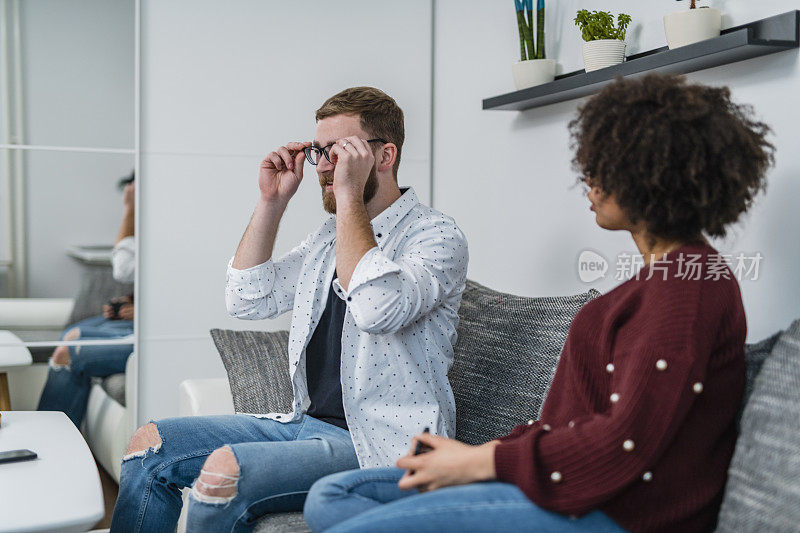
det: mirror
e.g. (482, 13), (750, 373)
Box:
(0, 0), (135, 349)
(0, 0), (136, 419)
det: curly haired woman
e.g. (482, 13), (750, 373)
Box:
(300, 74), (775, 533)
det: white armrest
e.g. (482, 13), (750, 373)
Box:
(178, 378), (234, 416)
(0, 298), (74, 329)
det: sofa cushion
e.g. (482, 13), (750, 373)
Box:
(449, 280), (600, 445)
(717, 319), (800, 532)
(739, 332), (781, 426)
(254, 512), (312, 533)
(210, 329), (293, 414)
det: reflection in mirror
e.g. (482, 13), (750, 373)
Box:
(0, 150), (135, 346)
(0, 0), (136, 438)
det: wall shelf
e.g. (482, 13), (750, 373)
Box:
(483, 10), (799, 112)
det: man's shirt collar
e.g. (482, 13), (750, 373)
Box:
(369, 187), (418, 246)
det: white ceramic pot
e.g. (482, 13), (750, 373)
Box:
(582, 39), (626, 72)
(663, 8), (722, 50)
(511, 59), (556, 90)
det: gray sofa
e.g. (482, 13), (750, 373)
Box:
(201, 280), (800, 532)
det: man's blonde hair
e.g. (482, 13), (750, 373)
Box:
(316, 87), (405, 178)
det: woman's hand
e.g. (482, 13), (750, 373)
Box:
(396, 433), (500, 492)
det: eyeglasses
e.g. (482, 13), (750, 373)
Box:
(303, 138), (388, 166)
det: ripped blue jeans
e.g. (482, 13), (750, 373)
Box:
(304, 467), (626, 533)
(110, 414), (358, 533)
(37, 315), (133, 427)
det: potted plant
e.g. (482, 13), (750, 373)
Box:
(664, 0), (722, 50)
(512, 0), (556, 90)
(574, 10), (632, 72)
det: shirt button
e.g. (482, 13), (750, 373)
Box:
(376, 233), (382, 238)
(606, 363), (615, 373)
(526, 419), (535, 425)
(568, 420), (575, 428)
(642, 471), (653, 482)
(656, 359), (668, 371)
(623, 439), (635, 452)
(610, 393), (620, 403)
(542, 424), (551, 431)
(347, 297), (352, 302)
(550, 471), (563, 483)
(693, 382), (704, 394)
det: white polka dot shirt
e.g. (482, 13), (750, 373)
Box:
(225, 188), (469, 468)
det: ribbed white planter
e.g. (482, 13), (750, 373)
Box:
(582, 39), (627, 72)
(511, 59), (556, 90)
(664, 8), (722, 49)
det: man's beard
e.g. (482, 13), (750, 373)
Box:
(321, 166), (379, 214)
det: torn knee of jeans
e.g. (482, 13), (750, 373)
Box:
(122, 422), (163, 461)
(192, 446), (240, 504)
(49, 346), (71, 369)
(48, 358), (70, 371)
(64, 327), (81, 341)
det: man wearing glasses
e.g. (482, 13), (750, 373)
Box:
(111, 87), (468, 532)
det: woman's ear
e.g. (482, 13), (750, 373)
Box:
(377, 143), (397, 172)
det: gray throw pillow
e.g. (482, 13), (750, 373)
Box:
(717, 319), (800, 532)
(209, 329), (293, 414)
(449, 280), (600, 445)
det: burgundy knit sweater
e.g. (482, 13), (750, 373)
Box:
(494, 243), (746, 532)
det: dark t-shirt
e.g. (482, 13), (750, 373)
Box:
(305, 272), (348, 430)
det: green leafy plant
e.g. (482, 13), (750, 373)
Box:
(574, 10), (632, 42)
(515, 0), (546, 61)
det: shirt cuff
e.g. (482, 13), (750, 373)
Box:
(494, 434), (533, 485)
(226, 257), (275, 299)
(113, 235), (135, 252)
(332, 247), (402, 298)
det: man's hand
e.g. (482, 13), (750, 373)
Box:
(259, 141), (311, 205)
(122, 182), (134, 211)
(330, 137), (375, 205)
(103, 296), (134, 320)
(395, 433), (500, 492)
(117, 303), (134, 321)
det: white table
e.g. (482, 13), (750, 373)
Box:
(0, 411), (104, 532)
(0, 330), (33, 410)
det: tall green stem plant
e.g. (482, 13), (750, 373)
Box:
(515, 0), (546, 61)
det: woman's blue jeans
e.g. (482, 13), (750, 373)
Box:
(304, 467), (627, 533)
(37, 315), (133, 427)
(110, 414), (359, 533)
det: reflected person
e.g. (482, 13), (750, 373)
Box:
(37, 175), (136, 427)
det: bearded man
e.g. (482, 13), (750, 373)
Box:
(110, 86), (468, 532)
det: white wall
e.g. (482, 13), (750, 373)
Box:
(432, 0), (800, 343)
(138, 0), (433, 423)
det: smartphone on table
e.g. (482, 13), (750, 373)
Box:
(0, 449), (38, 465)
